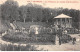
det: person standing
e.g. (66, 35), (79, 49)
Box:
(59, 37), (62, 45)
(72, 37), (76, 45)
(57, 25), (63, 45)
(57, 27), (63, 37)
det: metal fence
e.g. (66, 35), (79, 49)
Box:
(0, 43), (39, 51)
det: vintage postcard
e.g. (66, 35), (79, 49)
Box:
(0, 0), (80, 51)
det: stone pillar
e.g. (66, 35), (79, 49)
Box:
(35, 27), (38, 34)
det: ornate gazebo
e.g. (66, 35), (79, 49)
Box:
(54, 14), (72, 28)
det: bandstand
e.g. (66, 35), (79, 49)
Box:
(54, 14), (72, 28)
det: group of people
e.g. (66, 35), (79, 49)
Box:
(54, 25), (76, 45)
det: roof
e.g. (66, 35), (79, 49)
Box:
(54, 14), (72, 18)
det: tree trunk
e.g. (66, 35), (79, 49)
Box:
(24, 18), (26, 23)
(32, 19), (33, 22)
(47, 20), (48, 23)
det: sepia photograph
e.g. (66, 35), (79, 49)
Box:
(0, 0), (80, 51)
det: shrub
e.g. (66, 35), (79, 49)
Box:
(2, 31), (56, 43)
(2, 32), (29, 42)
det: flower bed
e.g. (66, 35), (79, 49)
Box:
(2, 31), (56, 44)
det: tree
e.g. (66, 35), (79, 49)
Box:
(42, 8), (51, 22)
(19, 6), (27, 23)
(1, 0), (19, 22)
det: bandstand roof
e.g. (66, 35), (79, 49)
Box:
(54, 14), (72, 18)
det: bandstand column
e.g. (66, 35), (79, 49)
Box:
(69, 18), (70, 28)
(71, 18), (72, 28)
(65, 18), (66, 28)
(60, 18), (62, 27)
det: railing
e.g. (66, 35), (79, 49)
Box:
(0, 43), (40, 51)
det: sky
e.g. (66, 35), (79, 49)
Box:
(0, 0), (80, 10)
